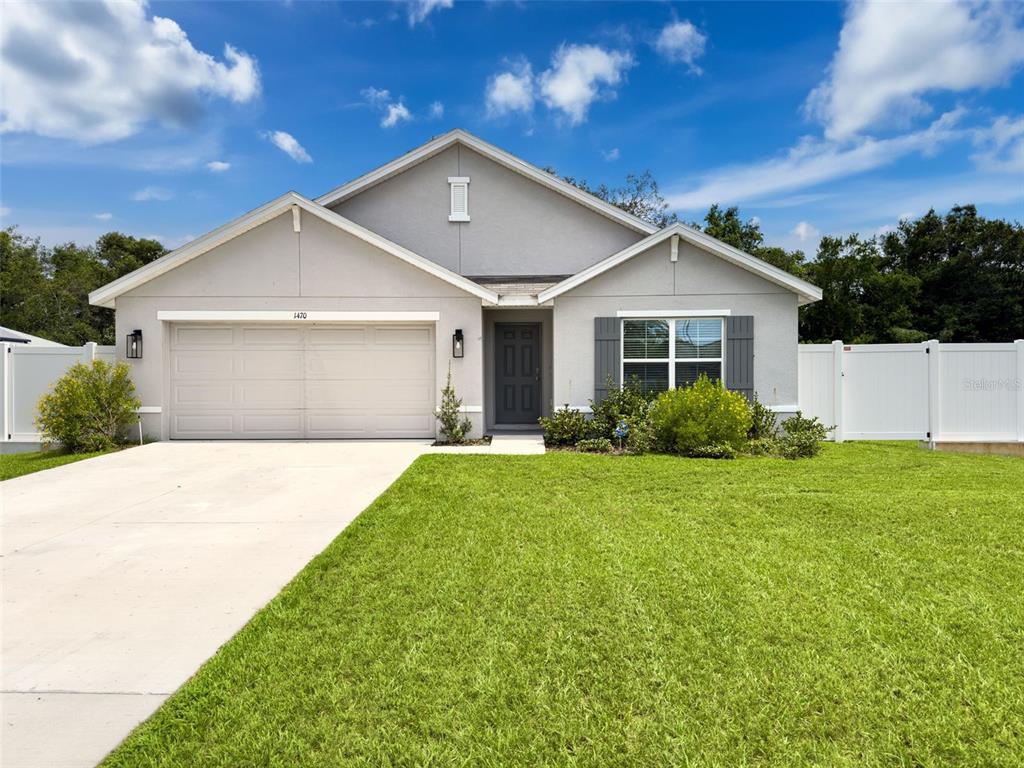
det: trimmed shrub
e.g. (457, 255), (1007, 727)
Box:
(576, 437), (613, 453)
(437, 365), (472, 444)
(538, 405), (586, 446)
(747, 437), (781, 457)
(689, 443), (737, 459)
(649, 374), (752, 457)
(778, 411), (831, 459)
(748, 395), (779, 440)
(36, 360), (140, 453)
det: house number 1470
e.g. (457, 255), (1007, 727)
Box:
(293, 312), (307, 319)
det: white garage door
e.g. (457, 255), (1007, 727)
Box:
(169, 324), (435, 439)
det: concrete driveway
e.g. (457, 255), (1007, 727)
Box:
(1, 440), (431, 768)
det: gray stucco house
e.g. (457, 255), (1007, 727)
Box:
(89, 129), (821, 440)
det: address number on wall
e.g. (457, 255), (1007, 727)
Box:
(293, 312), (307, 319)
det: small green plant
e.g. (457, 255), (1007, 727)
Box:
(649, 374), (752, 457)
(36, 359), (141, 453)
(437, 365), (472, 444)
(576, 437), (613, 453)
(538, 405), (586, 446)
(689, 443), (737, 459)
(778, 412), (831, 459)
(589, 376), (652, 440)
(747, 437), (781, 457)
(748, 395), (779, 440)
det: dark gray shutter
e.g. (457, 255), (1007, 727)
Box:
(725, 315), (754, 401)
(594, 317), (621, 404)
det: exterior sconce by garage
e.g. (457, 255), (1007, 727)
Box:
(126, 329), (143, 359)
(452, 329), (464, 358)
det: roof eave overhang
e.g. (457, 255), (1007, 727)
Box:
(538, 224), (823, 305)
(88, 192), (498, 308)
(314, 129), (658, 236)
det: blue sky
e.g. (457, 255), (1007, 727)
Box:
(1, 0), (1022, 254)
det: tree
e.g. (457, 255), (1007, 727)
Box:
(0, 229), (49, 337)
(695, 205), (806, 277)
(550, 169), (679, 228)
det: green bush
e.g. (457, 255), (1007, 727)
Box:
(437, 365), (472, 444)
(649, 374), (752, 457)
(689, 443), (738, 459)
(36, 360), (140, 453)
(748, 395), (779, 440)
(778, 411), (831, 459)
(538, 406), (586, 446)
(589, 377), (652, 440)
(747, 437), (781, 456)
(576, 437), (613, 453)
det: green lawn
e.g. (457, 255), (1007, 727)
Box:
(104, 443), (1023, 767)
(0, 448), (115, 480)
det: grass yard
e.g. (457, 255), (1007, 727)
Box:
(104, 443), (1023, 767)
(0, 448), (116, 480)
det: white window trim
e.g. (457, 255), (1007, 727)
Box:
(620, 317), (726, 391)
(448, 176), (470, 222)
(616, 309), (732, 318)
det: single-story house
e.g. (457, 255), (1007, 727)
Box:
(89, 129), (821, 440)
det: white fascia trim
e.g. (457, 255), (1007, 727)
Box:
(538, 224), (823, 305)
(157, 310), (441, 322)
(89, 192), (498, 308)
(314, 129), (658, 236)
(616, 309), (732, 318)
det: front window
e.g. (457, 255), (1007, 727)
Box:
(622, 317), (723, 393)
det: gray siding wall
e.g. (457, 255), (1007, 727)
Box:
(116, 211), (484, 439)
(331, 144), (643, 277)
(552, 240), (800, 408)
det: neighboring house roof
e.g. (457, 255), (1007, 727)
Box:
(537, 223), (824, 306)
(89, 192), (500, 308)
(0, 326), (66, 346)
(314, 129), (659, 237)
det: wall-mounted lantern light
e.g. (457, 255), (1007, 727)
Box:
(126, 329), (143, 359)
(452, 328), (464, 358)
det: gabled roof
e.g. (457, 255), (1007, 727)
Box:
(314, 128), (659, 236)
(89, 192), (499, 308)
(538, 223), (823, 306)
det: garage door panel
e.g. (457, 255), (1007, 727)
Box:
(241, 327), (304, 346)
(173, 326), (235, 346)
(374, 327), (432, 345)
(306, 349), (432, 378)
(169, 323), (436, 439)
(305, 380), (432, 408)
(238, 350), (304, 378)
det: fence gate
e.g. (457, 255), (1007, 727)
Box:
(840, 344), (929, 440)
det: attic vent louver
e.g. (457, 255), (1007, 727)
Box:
(448, 176), (470, 222)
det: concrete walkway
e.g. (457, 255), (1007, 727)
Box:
(1, 441), (433, 768)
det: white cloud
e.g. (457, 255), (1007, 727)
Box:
(360, 86), (392, 107)
(790, 221), (820, 243)
(381, 102), (412, 128)
(602, 147), (620, 161)
(407, 0), (453, 26)
(539, 44), (634, 125)
(654, 20), (707, 73)
(206, 160), (231, 172)
(428, 101), (444, 120)
(485, 61), (535, 118)
(806, 1), (1024, 140)
(93, 212), (113, 221)
(262, 130), (312, 163)
(133, 186), (173, 202)
(0, 0), (260, 143)
(0, 206), (11, 218)
(667, 110), (966, 210)
(972, 114), (1024, 172)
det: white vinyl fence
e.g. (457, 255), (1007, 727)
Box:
(1, 342), (116, 444)
(798, 340), (1024, 444)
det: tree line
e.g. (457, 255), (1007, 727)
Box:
(2, 177), (1022, 345)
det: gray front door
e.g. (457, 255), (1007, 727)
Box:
(495, 323), (541, 424)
